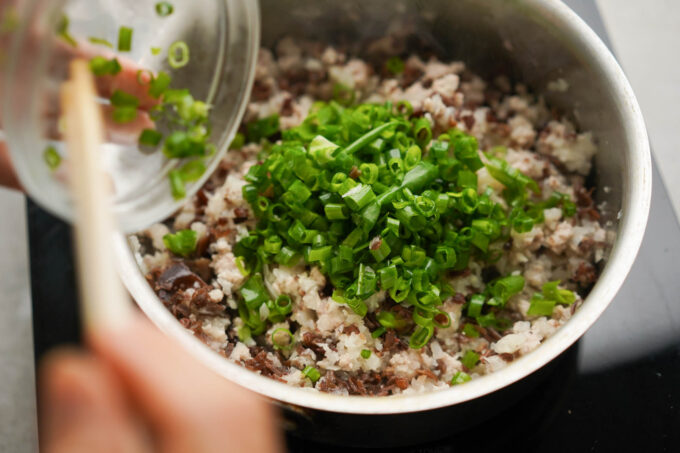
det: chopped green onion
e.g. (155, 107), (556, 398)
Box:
(461, 350), (480, 370)
(88, 37), (113, 48)
(230, 132), (246, 150)
(467, 294), (485, 318)
(477, 312), (511, 331)
(275, 247), (297, 265)
(43, 146), (61, 171)
(376, 310), (409, 331)
(151, 46), (162, 56)
(527, 281), (576, 316)
(433, 311), (451, 328)
(163, 229), (197, 256)
(111, 90), (139, 108)
(404, 145), (422, 170)
(141, 65), (213, 203)
(369, 236), (391, 262)
(562, 197), (577, 217)
(136, 69), (153, 86)
(343, 184), (376, 211)
(308, 245), (333, 262)
(148, 72), (172, 98)
(168, 41), (190, 68)
(450, 129), (483, 171)
(324, 203), (348, 220)
(386, 56), (405, 75)
(178, 160), (206, 182)
(451, 371), (471, 386)
(155, 2), (174, 17)
(237, 325), (251, 342)
(346, 296), (368, 317)
(412, 307), (433, 327)
(275, 295), (293, 316)
(271, 328), (295, 350)
(247, 115), (280, 142)
(489, 275), (525, 306)
(371, 327), (386, 338)
(359, 163), (379, 185)
(485, 155), (540, 202)
(360, 349), (372, 359)
(302, 365), (321, 383)
(163, 131), (206, 158)
(239, 302), (267, 335)
(413, 119), (432, 148)
(356, 264), (377, 297)
(169, 169), (186, 199)
(462, 323), (480, 338)
(332, 83), (355, 106)
(378, 265), (398, 290)
(112, 107), (137, 123)
(309, 135), (339, 165)
(89, 57), (122, 76)
(527, 294), (556, 316)
(239, 274), (269, 310)
(56, 15), (77, 47)
(110, 90), (140, 123)
(409, 325), (434, 349)
(336, 120), (400, 157)
(263, 235), (282, 254)
(235, 256), (250, 277)
(434, 245), (457, 269)
(541, 280), (576, 305)
(117, 26), (133, 52)
(139, 129), (163, 147)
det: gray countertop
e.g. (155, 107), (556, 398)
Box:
(0, 189), (36, 452)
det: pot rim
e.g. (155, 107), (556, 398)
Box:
(116, 0), (652, 415)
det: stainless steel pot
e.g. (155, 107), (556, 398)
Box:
(115, 0), (651, 447)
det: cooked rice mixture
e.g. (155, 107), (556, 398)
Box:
(132, 39), (612, 396)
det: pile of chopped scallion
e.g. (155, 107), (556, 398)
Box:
(53, 2), (580, 351)
(232, 100), (578, 349)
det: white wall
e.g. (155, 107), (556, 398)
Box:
(597, 0), (680, 221)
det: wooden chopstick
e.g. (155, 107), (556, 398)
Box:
(61, 59), (132, 330)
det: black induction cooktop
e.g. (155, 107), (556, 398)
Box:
(28, 1), (680, 452)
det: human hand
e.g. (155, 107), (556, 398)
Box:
(40, 315), (283, 453)
(0, 142), (20, 190)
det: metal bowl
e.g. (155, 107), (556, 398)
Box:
(115, 0), (651, 447)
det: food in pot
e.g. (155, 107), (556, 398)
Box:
(133, 38), (612, 396)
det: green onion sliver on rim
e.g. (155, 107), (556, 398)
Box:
(117, 26), (133, 52)
(43, 146), (61, 171)
(155, 1), (175, 17)
(168, 41), (190, 69)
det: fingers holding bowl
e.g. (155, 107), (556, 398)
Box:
(0, 141), (21, 190)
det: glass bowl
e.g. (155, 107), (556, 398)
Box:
(1, 0), (259, 232)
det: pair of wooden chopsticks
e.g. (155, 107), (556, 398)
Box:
(61, 60), (132, 330)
